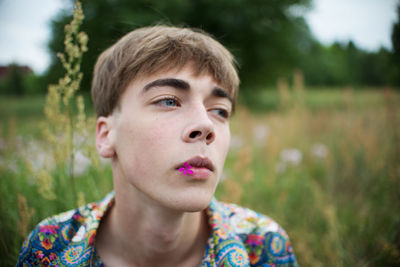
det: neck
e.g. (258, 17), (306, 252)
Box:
(96, 179), (210, 266)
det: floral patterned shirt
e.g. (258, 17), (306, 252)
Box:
(16, 191), (298, 266)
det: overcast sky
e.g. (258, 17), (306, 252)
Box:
(0, 0), (398, 74)
(305, 0), (398, 51)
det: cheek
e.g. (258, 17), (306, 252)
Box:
(215, 126), (231, 167)
(219, 126), (231, 152)
(132, 118), (177, 162)
(143, 117), (175, 145)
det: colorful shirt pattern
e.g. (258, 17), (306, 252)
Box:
(16, 192), (298, 266)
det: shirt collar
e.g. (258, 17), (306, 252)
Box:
(205, 197), (249, 264)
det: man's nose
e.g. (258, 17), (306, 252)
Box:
(182, 106), (215, 145)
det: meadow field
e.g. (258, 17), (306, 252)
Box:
(1, 86), (400, 266)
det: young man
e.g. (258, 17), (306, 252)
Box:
(17, 26), (298, 266)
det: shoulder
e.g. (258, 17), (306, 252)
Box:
(210, 199), (298, 266)
(16, 192), (114, 267)
(216, 200), (287, 237)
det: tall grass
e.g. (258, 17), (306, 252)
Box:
(218, 83), (400, 266)
(2, 86), (399, 266)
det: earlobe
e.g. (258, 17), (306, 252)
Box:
(96, 116), (115, 158)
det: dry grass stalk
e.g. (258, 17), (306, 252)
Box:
(77, 191), (86, 207)
(221, 145), (254, 203)
(7, 117), (17, 149)
(293, 69), (305, 106)
(36, 0), (89, 203)
(235, 146), (254, 185)
(17, 194), (35, 238)
(343, 87), (354, 109)
(220, 177), (243, 204)
(234, 146), (252, 173)
(277, 77), (290, 109)
(384, 87), (400, 181)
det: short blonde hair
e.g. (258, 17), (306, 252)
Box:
(91, 25), (239, 117)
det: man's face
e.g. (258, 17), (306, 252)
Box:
(98, 64), (232, 211)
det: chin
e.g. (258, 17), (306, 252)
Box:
(167, 191), (214, 212)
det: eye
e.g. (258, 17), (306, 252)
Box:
(154, 96), (180, 107)
(211, 109), (230, 119)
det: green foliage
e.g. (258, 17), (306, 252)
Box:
(391, 3), (400, 86)
(44, 0), (312, 91)
(0, 64), (32, 95)
(299, 41), (393, 87)
(41, 0), (400, 89)
(6, 65), (25, 95)
(0, 64), (48, 96)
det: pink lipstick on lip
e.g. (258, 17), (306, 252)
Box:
(187, 166), (212, 179)
(176, 156), (214, 179)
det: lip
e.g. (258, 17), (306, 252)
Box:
(175, 156), (215, 173)
(186, 167), (212, 179)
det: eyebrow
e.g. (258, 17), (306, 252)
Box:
(141, 78), (233, 104)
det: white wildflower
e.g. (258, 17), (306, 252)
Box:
(275, 148), (302, 174)
(73, 133), (86, 148)
(253, 124), (269, 146)
(16, 136), (24, 150)
(229, 135), (244, 151)
(1, 158), (19, 174)
(73, 150), (91, 176)
(280, 148), (302, 166)
(22, 139), (55, 173)
(275, 161), (286, 174)
(311, 143), (328, 159)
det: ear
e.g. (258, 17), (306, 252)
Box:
(96, 116), (116, 158)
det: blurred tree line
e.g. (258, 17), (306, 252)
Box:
(299, 41), (395, 86)
(0, 64), (40, 95)
(1, 0), (399, 96)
